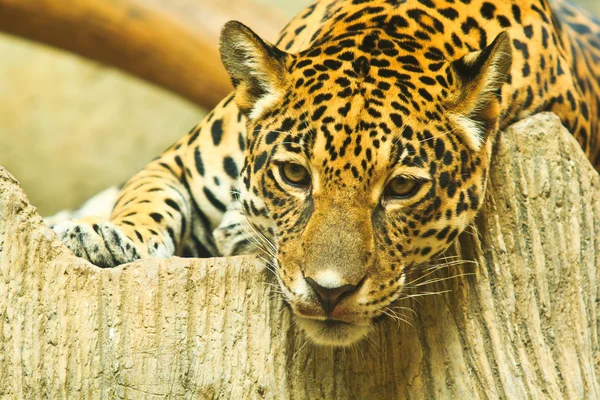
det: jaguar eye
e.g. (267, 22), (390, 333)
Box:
(386, 176), (421, 199)
(280, 162), (311, 188)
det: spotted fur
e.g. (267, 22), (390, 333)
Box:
(54, 0), (600, 345)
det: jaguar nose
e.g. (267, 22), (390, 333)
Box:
(305, 277), (360, 314)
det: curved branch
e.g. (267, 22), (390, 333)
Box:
(0, 0), (286, 108)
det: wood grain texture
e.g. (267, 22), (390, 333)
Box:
(0, 113), (598, 398)
(0, 0), (286, 109)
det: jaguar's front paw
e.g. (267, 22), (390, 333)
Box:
(52, 218), (141, 268)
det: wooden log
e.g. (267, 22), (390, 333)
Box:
(0, 0), (286, 109)
(0, 113), (598, 398)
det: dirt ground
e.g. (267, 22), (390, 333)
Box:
(0, 0), (597, 216)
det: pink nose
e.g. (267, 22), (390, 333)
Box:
(305, 277), (359, 314)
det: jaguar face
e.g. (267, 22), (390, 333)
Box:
(220, 21), (511, 345)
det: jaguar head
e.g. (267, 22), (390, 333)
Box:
(220, 21), (511, 345)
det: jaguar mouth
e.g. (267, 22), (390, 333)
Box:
(296, 316), (370, 346)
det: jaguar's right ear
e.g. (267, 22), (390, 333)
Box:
(220, 21), (291, 120)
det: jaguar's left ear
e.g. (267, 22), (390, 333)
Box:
(447, 32), (513, 151)
(220, 21), (291, 120)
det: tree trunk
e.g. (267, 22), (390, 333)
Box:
(0, 113), (598, 399)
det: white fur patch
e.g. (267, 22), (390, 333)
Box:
(249, 90), (282, 120)
(451, 114), (484, 151)
(312, 270), (345, 289)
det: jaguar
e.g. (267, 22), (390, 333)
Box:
(52, 0), (600, 346)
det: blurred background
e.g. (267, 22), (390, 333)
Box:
(0, 0), (597, 216)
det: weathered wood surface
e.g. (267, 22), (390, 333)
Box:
(0, 0), (286, 109)
(0, 113), (598, 398)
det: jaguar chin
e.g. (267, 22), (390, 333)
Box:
(295, 317), (371, 347)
